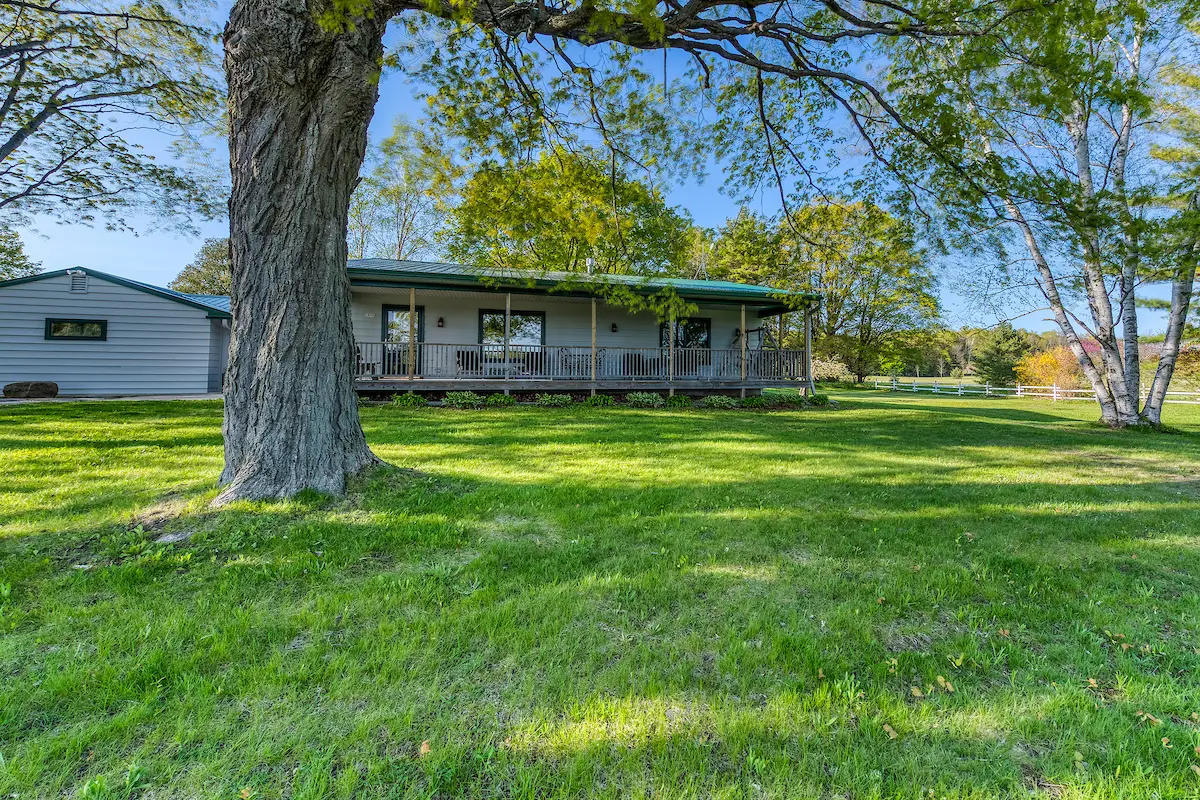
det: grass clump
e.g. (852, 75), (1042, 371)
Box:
(534, 393), (574, 407)
(442, 390), (485, 409)
(664, 394), (694, 409)
(624, 391), (664, 408)
(390, 392), (426, 408)
(485, 393), (517, 407)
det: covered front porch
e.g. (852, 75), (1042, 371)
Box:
(347, 261), (816, 395)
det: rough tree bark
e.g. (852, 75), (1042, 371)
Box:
(216, 0), (384, 503)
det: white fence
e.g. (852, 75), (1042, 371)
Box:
(873, 378), (1200, 405)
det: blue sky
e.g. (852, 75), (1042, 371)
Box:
(18, 10), (1172, 336)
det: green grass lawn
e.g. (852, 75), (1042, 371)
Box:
(2, 393), (1200, 799)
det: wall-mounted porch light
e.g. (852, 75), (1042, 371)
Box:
(437, 317), (445, 327)
(611, 323), (618, 333)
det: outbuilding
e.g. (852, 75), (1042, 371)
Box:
(0, 268), (231, 396)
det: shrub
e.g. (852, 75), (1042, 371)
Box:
(700, 395), (740, 409)
(443, 391), (484, 409)
(534, 393), (574, 407)
(625, 392), (664, 408)
(1015, 346), (1086, 388)
(808, 393), (832, 407)
(740, 395), (776, 409)
(665, 394), (694, 409)
(583, 394), (616, 407)
(485, 393), (517, 407)
(391, 392), (426, 408)
(811, 357), (855, 383)
(772, 394), (805, 408)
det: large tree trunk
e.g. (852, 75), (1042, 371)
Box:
(216, 0), (384, 504)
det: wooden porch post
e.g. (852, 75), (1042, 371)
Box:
(668, 309), (675, 397)
(778, 312), (785, 347)
(407, 287), (416, 382)
(503, 292), (511, 390)
(740, 304), (747, 398)
(590, 298), (597, 396)
(804, 301), (815, 395)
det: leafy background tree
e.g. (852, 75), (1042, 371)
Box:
(706, 203), (939, 380)
(443, 147), (693, 275)
(0, 227), (39, 280)
(169, 238), (230, 295)
(347, 118), (443, 260)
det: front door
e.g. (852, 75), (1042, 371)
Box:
(382, 304), (424, 376)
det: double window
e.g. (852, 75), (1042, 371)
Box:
(479, 310), (545, 345)
(659, 318), (711, 348)
(45, 318), (106, 341)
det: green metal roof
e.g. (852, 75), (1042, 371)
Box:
(0, 268), (232, 318)
(347, 259), (819, 306)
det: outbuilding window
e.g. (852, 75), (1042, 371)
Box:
(45, 318), (107, 341)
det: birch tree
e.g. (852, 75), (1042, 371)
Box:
(884, 0), (1199, 426)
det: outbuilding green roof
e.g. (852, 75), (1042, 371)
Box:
(347, 259), (818, 307)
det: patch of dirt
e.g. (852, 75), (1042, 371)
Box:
(132, 491), (189, 531)
(882, 630), (933, 653)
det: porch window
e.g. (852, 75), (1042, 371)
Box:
(479, 310), (544, 345)
(660, 318), (711, 348)
(383, 305), (424, 342)
(45, 318), (106, 340)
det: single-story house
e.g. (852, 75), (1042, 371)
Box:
(0, 259), (818, 396)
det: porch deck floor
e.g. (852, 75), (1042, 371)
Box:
(354, 378), (805, 393)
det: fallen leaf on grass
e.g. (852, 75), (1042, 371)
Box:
(1162, 737), (1172, 749)
(877, 597), (886, 605)
(1136, 710), (1162, 726)
(1191, 764), (1200, 777)
(936, 675), (955, 693)
(911, 686), (925, 698)
(998, 629), (1010, 638)
(239, 789), (253, 800)
(419, 740), (431, 758)
(883, 723), (898, 740)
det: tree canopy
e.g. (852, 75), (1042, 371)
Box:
(0, 1), (222, 229)
(169, 238), (230, 295)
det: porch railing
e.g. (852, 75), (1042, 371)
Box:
(354, 342), (807, 383)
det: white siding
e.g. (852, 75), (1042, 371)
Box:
(0, 273), (216, 395)
(350, 289), (752, 349)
